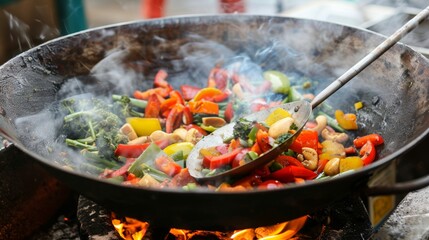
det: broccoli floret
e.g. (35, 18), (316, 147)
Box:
(275, 132), (294, 144)
(95, 129), (128, 160)
(111, 94), (146, 118)
(233, 118), (254, 140)
(61, 96), (128, 160)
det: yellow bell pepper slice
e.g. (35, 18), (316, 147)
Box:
(335, 110), (358, 130)
(163, 142), (194, 159)
(354, 101), (363, 110)
(126, 117), (161, 136)
(265, 108), (291, 126)
(339, 156), (363, 173)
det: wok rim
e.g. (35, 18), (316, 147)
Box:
(0, 14), (428, 196)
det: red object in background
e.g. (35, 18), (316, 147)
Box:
(220, 0), (246, 13)
(142, 0), (165, 18)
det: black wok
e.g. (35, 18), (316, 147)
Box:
(0, 15), (428, 230)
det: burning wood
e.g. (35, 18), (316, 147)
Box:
(111, 213), (149, 240)
(111, 213), (307, 240)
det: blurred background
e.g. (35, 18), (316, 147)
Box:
(0, 0), (427, 65)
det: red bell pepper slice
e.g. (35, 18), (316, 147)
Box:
(275, 155), (305, 168)
(169, 90), (185, 105)
(231, 148), (249, 168)
(289, 130), (319, 154)
(103, 158), (136, 178)
(211, 91), (230, 102)
(287, 165), (317, 180)
(168, 169), (197, 187)
(267, 165), (317, 183)
(114, 139), (170, 158)
(202, 147), (243, 169)
(180, 85), (201, 101)
(256, 129), (272, 153)
(360, 140), (376, 166)
(154, 155), (182, 177)
(224, 102), (234, 123)
(182, 106), (193, 125)
(266, 166), (295, 183)
(153, 69), (170, 88)
(353, 133), (384, 148)
(123, 173), (140, 185)
(165, 104), (184, 133)
(345, 146), (357, 155)
(145, 93), (163, 118)
(316, 158), (328, 174)
(250, 142), (262, 155)
(160, 98), (179, 116)
(207, 66), (229, 90)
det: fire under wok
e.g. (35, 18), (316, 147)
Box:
(0, 15), (428, 230)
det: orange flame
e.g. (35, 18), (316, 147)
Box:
(111, 213), (149, 240)
(231, 216), (307, 240)
(111, 213), (307, 240)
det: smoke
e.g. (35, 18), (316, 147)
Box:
(4, 11), (426, 186)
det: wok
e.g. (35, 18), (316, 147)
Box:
(0, 15), (428, 230)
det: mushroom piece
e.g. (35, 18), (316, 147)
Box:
(321, 128), (349, 143)
(300, 147), (318, 171)
(324, 158), (340, 176)
(309, 115), (327, 134)
(202, 117), (226, 128)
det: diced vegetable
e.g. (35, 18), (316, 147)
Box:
(193, 87), (227, 102)
(289, 130), (319, 154)
(353, 133), (384, 148)
(318, 140), (346, 161)
(126, 117), (161, 136)
(202, 147), (243, 169)
(188, 100), (219, 115)
(180, 85), (201, 100)
(354, 101), (363, 110)
(163, 142), (194, 159)
(154, 155), (182, 177)
(339, 156), (363, 173)
(359, 140), (376, 166)
(264, 108), (292, 127)
(335, 110), (358, 130)
(263, 70), (290, 94)
(267, 165), (317, 183)
(128, 143), (166, 177)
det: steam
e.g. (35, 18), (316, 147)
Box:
(4, 11), (33, 52)
(6, 12), (427, 184)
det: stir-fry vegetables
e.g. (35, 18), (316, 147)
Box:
(60, 66), (385, 191)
